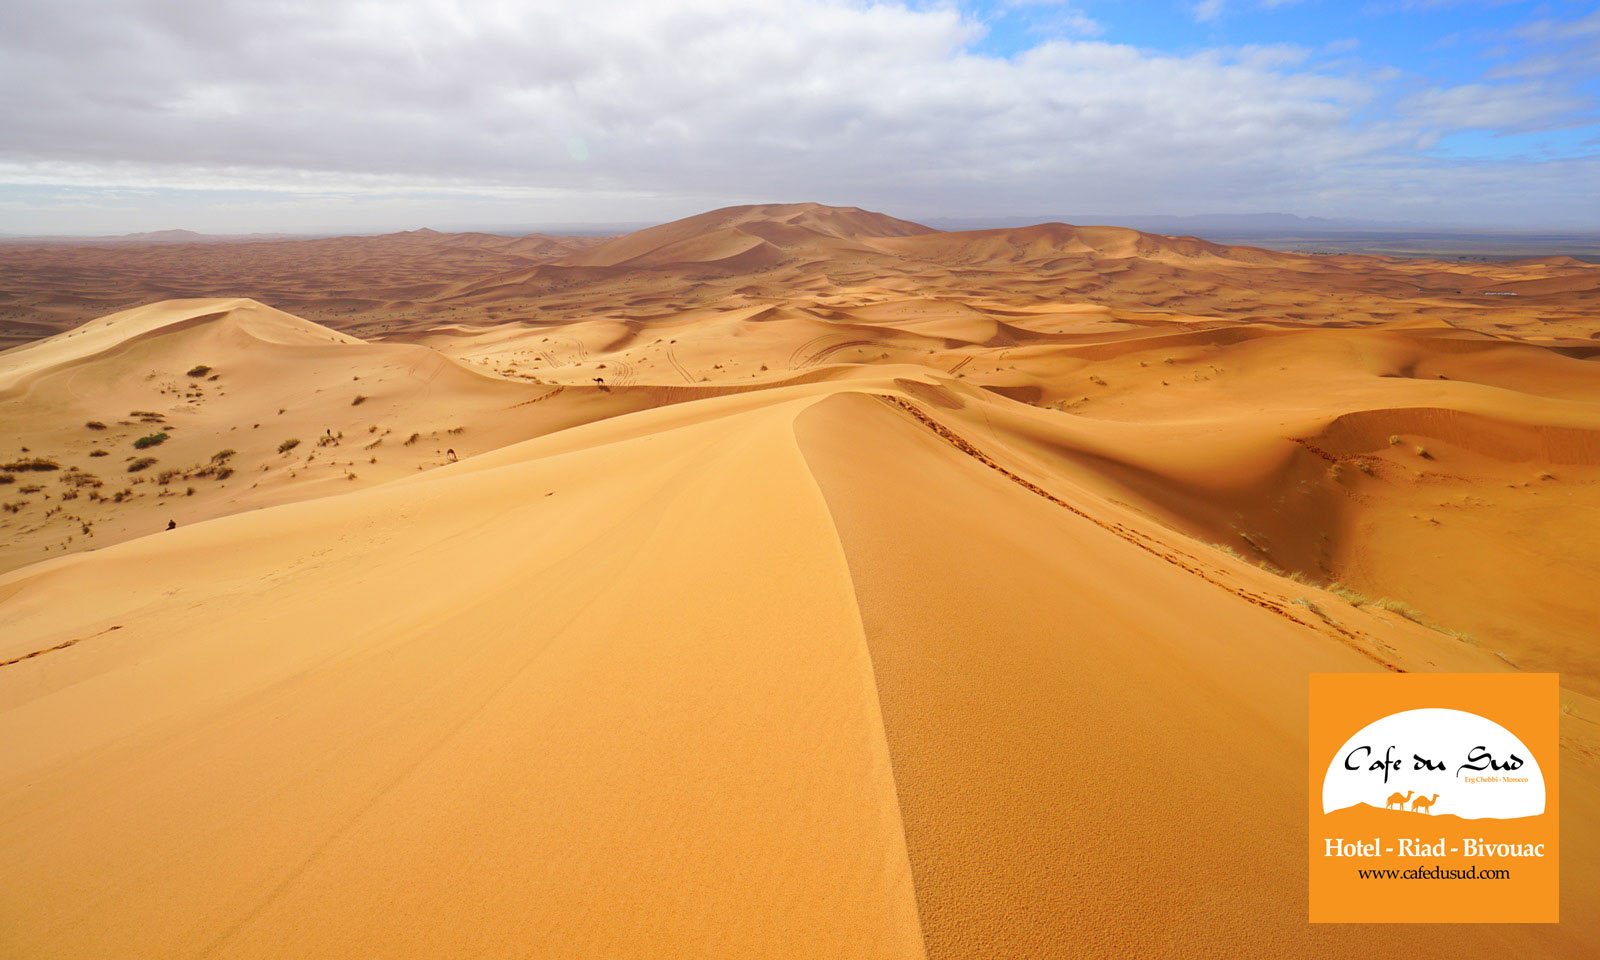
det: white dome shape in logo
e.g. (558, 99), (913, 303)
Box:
(1322, 707), (1544, 820)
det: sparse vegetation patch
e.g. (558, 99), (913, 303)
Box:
(2, 458), (60, 472)
(60, 469), (102, 488)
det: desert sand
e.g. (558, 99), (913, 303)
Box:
(2, 203), (1597, 957)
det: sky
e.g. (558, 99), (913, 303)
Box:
(1, 0), (1596, 234)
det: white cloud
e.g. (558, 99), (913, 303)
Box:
(1493, 8), (1600, 78)
(1400, 81), (1589, 134)
(0, 0), (1593, 230)
(1001, 0), (1102, 35)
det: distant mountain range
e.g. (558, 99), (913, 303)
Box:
(0, 228), (304, 244)
(6, 210), (1598, 249)
(926, 213), (1446, 235)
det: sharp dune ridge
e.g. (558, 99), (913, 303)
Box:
(2, 204), (1599, 957)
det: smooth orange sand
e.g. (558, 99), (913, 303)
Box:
(1, 204), (1597, 957)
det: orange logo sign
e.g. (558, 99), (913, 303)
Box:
(1308, 673), (1558, 923)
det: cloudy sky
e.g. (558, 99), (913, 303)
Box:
(2, 0), (1596, 234)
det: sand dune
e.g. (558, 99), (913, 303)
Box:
(0, 298), (672, 571)
(561, 202), (934, 268)
(0, 229), (603, 344)
(2, 204), (1598, 957)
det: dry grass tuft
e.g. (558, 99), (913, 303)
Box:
(1, 457), (60, 472)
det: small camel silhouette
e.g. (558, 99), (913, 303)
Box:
(1411, 793), (1440, 814)
(1386, 790), (1414, 810)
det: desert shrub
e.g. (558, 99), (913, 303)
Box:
(403, 432), (420, 445)
(278, 439), (300, 454)
(0, 474), (11, 484)
(2, 501), (25, 513)
(211, 449), (235, 462)
(85, 420), (107, 430)
(133, 432), (168, 449)
(1, 457), (59, 471)
(19, 484), (42, 494)
(156, 469), (182, 484)
(215, 466), (234, 480)
(351, 395), (368, 406)
(186, 365), (212, 377)
(127, 457), (157, 472)
(89, 449), (109, 457)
